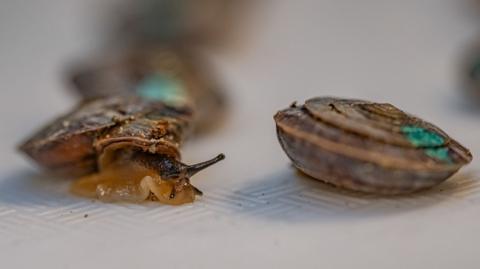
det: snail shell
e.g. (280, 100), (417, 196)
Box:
(69, 46), (226, 134)
(19, 95), (191, 176)
(274, 97), (473, 195)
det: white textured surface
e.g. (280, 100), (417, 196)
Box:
(1, 1), (480, 268)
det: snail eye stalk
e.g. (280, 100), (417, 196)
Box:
(185, 154), (225, 177)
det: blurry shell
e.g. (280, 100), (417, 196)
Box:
(69, 46), (225, 134)
(115, 0), (247, 46)
(274, 97), (472, 195)
(462, 46), (480, 103)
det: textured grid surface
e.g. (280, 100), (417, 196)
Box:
(1, 169), (479, 242)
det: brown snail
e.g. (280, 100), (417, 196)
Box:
(274, 97), (472, 195)
(18, 1), (238, 205)
(19, 43), (228, 205)
(19, 94), (225, 205)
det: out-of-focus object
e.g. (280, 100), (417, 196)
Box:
(111, 0), (249, 47)
(19, 95), (224, 204)
(70, 46), (226, 134)
(67, 0), (240, 134)
(274, 97), (472, 195)
(463, 47), (480, 101)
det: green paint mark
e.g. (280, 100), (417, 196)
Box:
(401, 125), (451, 162)
(425, 147), (452, 163)
(401, 125), (444, 147)
(137, 74), (187, 105)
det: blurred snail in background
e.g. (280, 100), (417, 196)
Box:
(462, 44), (480, 102)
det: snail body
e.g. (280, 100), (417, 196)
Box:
(274, 97), (472, 194)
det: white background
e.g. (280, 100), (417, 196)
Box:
(1, 1), (480, 268)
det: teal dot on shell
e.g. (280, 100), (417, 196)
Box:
(401, 125), (451, 162)
(136, 74), (188, 105)
(400, 125), (445, 147)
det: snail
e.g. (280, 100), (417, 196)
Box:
(274, 97), (472, 195)
(18, 1), (237, 205)
(20, 95), (224, 205)
(19, 43), (228, 205)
